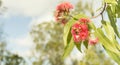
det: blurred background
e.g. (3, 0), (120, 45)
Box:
(0, 0), (118, 65)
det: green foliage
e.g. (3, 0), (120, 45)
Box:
(116, 0), (120, 17)
(63, 14), (88, 59)
(31, 22), (65, 65)
(106, 5), (120, 38)
(31, 0), (120, 65)
(0, 51), (26, 65)
(104, 0), (117, 4)
(62, 37), (74, 59)
(88, 21), (120, 64)
(0, 24), (26, 65)
(31, 21), (116, 65)
(62, 0), (120, 64)
(79, 46), (114, 65)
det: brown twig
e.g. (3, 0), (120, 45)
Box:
(69, 3), (107, 20)
(69, 15), (78, 20)
(90, 3), (107, 19)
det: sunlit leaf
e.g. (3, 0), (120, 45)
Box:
(94, 28), (120, 54)
(104, 0), (117, 4)
(88, 22), (96, 30)
(106, 5), (120, 38)
(116, 1), (120, 18)
(75, 41), (82, 52)
(62, 38), (74, 59)
(63, 18), (76, 46)
(105, 48), (120, 64)
(102, 20), (115, 41)
(83, 40), (88, 49)
(102, 20), (120, 51)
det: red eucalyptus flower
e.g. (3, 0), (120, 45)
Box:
(79, 31), (89, 40)
(71, 23), (81, 42)
(89, 38), (98, 45)
(56, 2), (73, 12)
(73, 35), (81, 43)
(71, 22), (89, 43)
(55, 2), (73, 24)
(79, 18), (90, 23)
(80, 24), (88, 31)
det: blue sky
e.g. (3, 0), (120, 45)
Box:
(1, 0), (119, 62)
(2, 15), (31, 38)
(1, 0), (79, 57)
(0, 0), (120, 65)
(0, 0), (107, 58)
(0, 15), (33, 56)
(0, 0), (61, 57)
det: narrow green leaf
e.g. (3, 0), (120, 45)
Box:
(89, 20), (120, 64)
(63, 18), (75, 46)
(94, 28), (120, 54)
(83, 40), (88, 49)
(102, 21), (120, 52)
(106, 6), (120, 38)
(88, 22), (96, 30)
(105, 48), (120, 64)
(102, 21), (115, 41)
(116, 1), (120, 18)
(75, 41), (82, 52)
(62, 38), (74, 59)
(104, 0), (117, 4)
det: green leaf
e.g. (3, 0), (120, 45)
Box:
(104, 0), (117, 4)
(83, 40), (88, 49)
(106, 6), (120, 38)
(116, 1), (120, 18)
(63, 14), (88, 46)
(105, 48), (120, 64)
(89, 20), (120, 64)
(94, 28), (120, 54)
(63, 14), (88, 59)
(62, 38), (74, 59)
(63, 18), (75, 46)
(102, 20), (120, 51)
(88, 22), (96, 30)
(102, 21), (115, 41)
(75, 41), (82, 52)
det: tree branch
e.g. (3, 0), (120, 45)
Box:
(91, 3), (107, 19)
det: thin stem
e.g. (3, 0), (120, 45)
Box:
(69, 15), (78, 20)
(90, 3), (107, 19)
(101, 13), (104, 20)
(69, 3), (107, 20)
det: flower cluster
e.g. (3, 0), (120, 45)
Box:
(71, 18), (90, 43)
(55, 2), (73, 24)
(71, 18), (98, 45)
(55, 2), (98, 45)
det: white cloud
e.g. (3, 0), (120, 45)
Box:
(9, 34), (33, 47)
(2, 0), (61, 17)
(7, 33), (34, 57)
(29, 12), (54, 26)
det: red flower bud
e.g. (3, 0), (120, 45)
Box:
(89, 38), (98, 45)
(79, 18), (90, 23)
